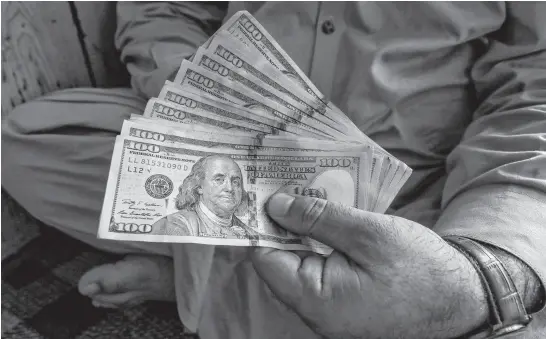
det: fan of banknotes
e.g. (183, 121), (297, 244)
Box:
(98, 11), (412, 254)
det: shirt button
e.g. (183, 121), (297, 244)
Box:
(321, 19), (335, 35)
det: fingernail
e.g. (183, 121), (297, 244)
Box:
(80, 283), (101, 296)
(267, 193), (295, 218)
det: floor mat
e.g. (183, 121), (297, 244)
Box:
(2, 192), (40, 260)
(2, 223), (196, 339)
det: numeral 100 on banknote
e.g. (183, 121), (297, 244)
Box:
(319, 158), (353, 168)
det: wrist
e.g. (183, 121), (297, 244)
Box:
(403, 241), (489, 339)
(446, 245), (490, 338)
(444, 237), (535, 339)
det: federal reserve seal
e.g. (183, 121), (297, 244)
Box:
(145, 174), (174, 199)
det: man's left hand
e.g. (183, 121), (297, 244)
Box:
(251, 193), (490, 339)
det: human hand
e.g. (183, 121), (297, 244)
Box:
(252, 193), (489, 339)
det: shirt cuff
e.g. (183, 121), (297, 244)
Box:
(434, 184), (546, 314)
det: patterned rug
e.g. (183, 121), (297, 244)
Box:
(1, 193), (195, 339)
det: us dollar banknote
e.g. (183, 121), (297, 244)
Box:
(98, 136), (371, 253)
(120, 119), (378, 210)
(209, 12), (326, 104)
(154, 84), (295, 135)
(209, 12), (372, 142)
(143, 98), (278, 137)
(159, 81), (327, 139)
(172, 60), (336, 140)
(206, 14), (402, 160)
(130, 113), (254, 139)
(97, 10), (413, 254)
(204, 35), (330, 115)
(192, 45), (351, 138)
(121, 119), (371, 159)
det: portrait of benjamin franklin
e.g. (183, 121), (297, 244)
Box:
(151, 155), (259, 238)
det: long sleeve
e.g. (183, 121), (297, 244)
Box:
(115, 1), (228, 99)
(434, 1), (546, 309)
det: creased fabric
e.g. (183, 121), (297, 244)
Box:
(2, 2), (545, 338)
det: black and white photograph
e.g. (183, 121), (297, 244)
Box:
(2, 1), (545, 339)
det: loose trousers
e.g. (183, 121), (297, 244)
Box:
(2, 88), (321, 339)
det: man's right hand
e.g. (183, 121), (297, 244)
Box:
(251, 192), (489, 339)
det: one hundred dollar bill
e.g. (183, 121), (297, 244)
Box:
(120, 119), (378, 210)
(205, 34), (330, 114)
(137, 98), (399, 213)
(159, 81), (324, 139)
(209, 12), (328, 105)
(374, 158), (412, 214)
(207, 13), (407, 171)
(155, 84), (282, 132)
(130, 113), (255, 138)
(173, 60), (336, 140)
(192, 46), (352, 139)
(143, 98), (277, 137)
(209, 12), (375, 143)
(121, 119), (371, 158)
(98, 136), (371, 253)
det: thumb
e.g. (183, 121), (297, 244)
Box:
(266, 193), (389, 264)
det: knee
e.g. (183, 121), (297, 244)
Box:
(1, 104), (46, 206)
(3, 87), (145, 138)
(1, 95), (59, 162)
(2, 87), (142, 229)
(2, 90), (72, 138)
(2, 100), (38, 161)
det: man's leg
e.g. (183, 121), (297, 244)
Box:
(1, 88), (169, 255)
(1, 89), (319, 338)
(2, 88), (180, 307)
